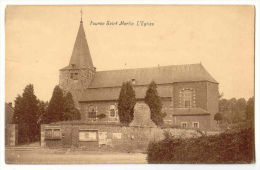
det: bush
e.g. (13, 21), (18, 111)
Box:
(147, 128), (255, 163)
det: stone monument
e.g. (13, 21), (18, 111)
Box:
(129, 102), (157, 127)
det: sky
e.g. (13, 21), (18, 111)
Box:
(5, 5), (255, 103)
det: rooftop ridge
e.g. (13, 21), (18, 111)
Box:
(95, 63), (202, 73)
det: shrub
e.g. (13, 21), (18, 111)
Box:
(147, 128), (255, 163)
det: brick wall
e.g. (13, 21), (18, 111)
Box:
(79, 101), (119, 122)
(78, 81), (219, 131)
(207, 82), (219, 130)
(173, 81), (208, 110)
(171, 115), (211, 131)
(41, 123), (205, 151)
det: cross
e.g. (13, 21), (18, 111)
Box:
(80, 9), (83, 22)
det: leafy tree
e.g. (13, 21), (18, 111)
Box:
(214, 112), (223, 124)
(236, 98), (247, 121)
(246, 97), (254, 120)
(12, 84), (40, 143)
(219, 97), (254, 126)
(145, 81), (165, 126)
(63, 92), (81, 121)
(118, 81), (136, 125)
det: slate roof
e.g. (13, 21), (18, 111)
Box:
(79, 85), (172, 102)
(79, 63), (217, 102)
(172, 108), (210, 116)
(88, 63), (217, 88)
(61, 21), (93, 70)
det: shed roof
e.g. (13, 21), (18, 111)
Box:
(172, 108), (210, 116)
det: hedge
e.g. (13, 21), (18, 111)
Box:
(147, 127), (255, 164)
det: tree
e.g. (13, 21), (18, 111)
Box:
(42, 86), (81, 123)
(246, 97), (254, 120)
(37, 100), (48, 124)
(236, 98), (247, 121)
(12, 95), (23, 124)
(214, 112), (223, 124)
(145, 81), (165, 126)
(118, 81), (136, 125)
(63, 92), (81, 121)
(12, 84), (40, 143)
(44, 86), (65, 123)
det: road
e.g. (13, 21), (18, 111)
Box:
(5, 149), (148, 164)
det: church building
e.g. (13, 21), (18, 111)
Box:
(59, 18), (219, 131)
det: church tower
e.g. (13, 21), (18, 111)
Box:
(59, 14), (95, 108)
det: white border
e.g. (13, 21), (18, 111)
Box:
(0, 0), (259, 170)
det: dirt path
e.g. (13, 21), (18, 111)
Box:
(5, 149), (148, 164)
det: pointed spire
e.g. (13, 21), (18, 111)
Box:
(69, 14), (93, 69)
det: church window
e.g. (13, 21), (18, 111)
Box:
(109, 105), (117, 117)
(181, 122), (187, 128)
(70, 72), (79, 80)
(88, 105), (97, 118)
(183, 90), (192, 107)
(180, 88), (195, 108)
(192, 122), (199, 128)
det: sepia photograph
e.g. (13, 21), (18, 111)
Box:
(3, 5), (255, 164)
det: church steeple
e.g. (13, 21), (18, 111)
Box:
(69, 13), (93, 69)
(59, 11), (95, 109)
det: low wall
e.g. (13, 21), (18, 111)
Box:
(41, 123), (203, 152)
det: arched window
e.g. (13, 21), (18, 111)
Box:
(183, 89), (192, 108)
(180, 88), (195, 108)
(88, 105), (97, 118)
(109, 105), (117, 117)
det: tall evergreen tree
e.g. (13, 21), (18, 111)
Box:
(64, 92), (81, 120)
(118, 81), (136, 125)
(37, 100), (48, 124)
(42, 86), (81, 123)
(12, 95), (23, 124)
(145, 81), (165, 126)
(44, 85), (65, 123)
(12, 84), (39, 143)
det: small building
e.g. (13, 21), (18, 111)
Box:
(5, 103), (18, 146)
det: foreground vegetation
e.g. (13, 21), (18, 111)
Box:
(147, 122), (254, 163)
